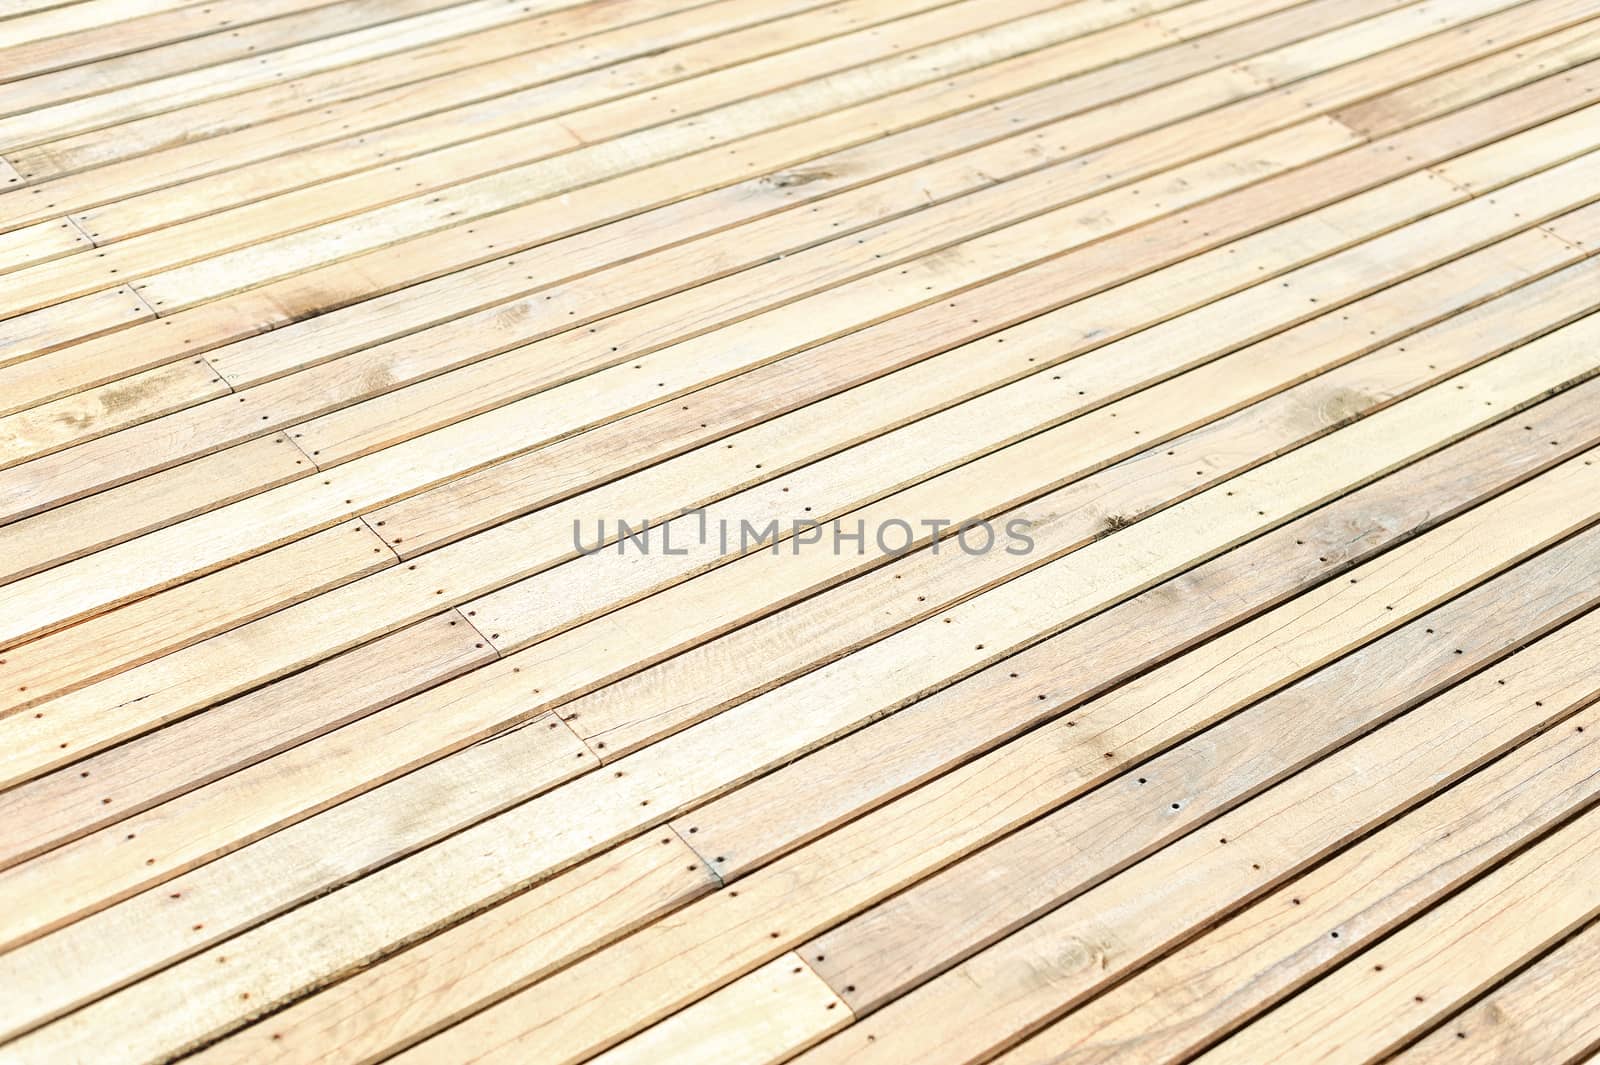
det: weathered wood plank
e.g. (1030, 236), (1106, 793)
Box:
(1388, 921), (1600, 1065)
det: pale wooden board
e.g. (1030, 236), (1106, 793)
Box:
(3, 135), (1587, 738)
(0, 215), (88, 273)
(189, 831), (720, 1065)
(376, 491), (1600, 1065)
(0, 0), (485, 112)
(6, 223), (1586, 956)
(0, 0), (358, 84)
(669, 353), (1600, 881)
(789, 616), (1600, 1065)
(980, 718), (1600, 1065)
(0, 0), (1097, 315)
(1390, 921), (1600, 1065)
(1190, 807), (1600, 1064)
(0, 0), (595, 149)
(22, 0), (1550, 320)
(0, 710), (597, 1039)
(0, 356), (229, 467)
(589, 954), (850, 1065)
(0, 434), (307, 585)
(0, 611), (495, 867)
(69, 0), (976, 243)
(0, 0), (766, 228)
(801, 525), (1600, 1013)
(0, 118), (1382, 646)
(9, 333), (1596, 1060)
(0, 0), (1183, 364)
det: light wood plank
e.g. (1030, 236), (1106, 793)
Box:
(0, 611), (495, 867)
(1192, 808), (1600, 1064)
(0, 215), (88, 273)
(801, 526), (1600, 1014)
(189, 831), (720, 1065)
(788, 616), (1600, 1065)
(0, 709), (596, 1040)
(6, 335), (1594, 1059)
(591, 954), (850, 1065)
(376, 488), (1600, 1065)
(0, 434), (307, 585)
(1390, 921), (1600, 1065)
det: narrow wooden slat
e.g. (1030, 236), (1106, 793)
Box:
(0, 0), (1141, 316)
(188, 376), (1600, 1065)
(1332, 19), (1600, 136)
(0, 0), (361, 83)
(384, 506), (1600, 1065)
(6, 334), (1593, 1060)
(0, 520), (393, 713)
(0, 434), (307, 585)
(67, 0), (966, 243)
(0, 0), (594, 148)
(0, 356), (229, 466)
(788, 618), (1600, 1065)
(0, 0), (489, 113)
(0, 0), (765, 228)
(0, 286), (153, 369)
(0, 215), (88, 273)
(590, 954), (850, 1065)
(1190, 809), (1600, 1065)
(191, 831), (720, 1065)
(799, 528), (1600, 1015)
(0, 709), (598, 1041)
(1389, 921), (1600, 1065)
(0, 0), (213, 51)
(0, 611), (495, 867)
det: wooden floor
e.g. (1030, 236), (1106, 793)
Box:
(3, 0), (1600, 1061)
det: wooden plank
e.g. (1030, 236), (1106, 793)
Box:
(0, 434), (307, 585)
(800, 526), (1600, 1014)
(0, 356), (229, 467)
(7, 340), (1595, 1059)
(984, 747), (1600, 1065)
(0, 286), (153, 369)
(6, 227), (1584, 939)
(0, 45), (1310, 458)
(0, 0), (214, 51)
(0, 710), (596, 1040)
(67, 0), (972, 243)
(1390, 921), (1600, 1065)
(188, 831), (720, 1065)
(458, 226), (1593, 659)
(0, 0), (788, 181)
(788, 620), (1600, 1065)
(1333, 24), (1600, 136)
(377, 514), (1600, 1065)
(6, 147), (1568, 713)
(0, 145), (1564, 787)
(1191, 810), (1600, 1064)
(589, 954), (850, 1065)
(0, 0), (486, 113)
(0, 0), (1089, 316)
(0, 611), (495, 868)
(0, 0), (360, 83)
(0, 520), (393, 715)
(0, 117), (1375, 638)
(12, 0), (1567, 388)
(1546, 197), (1600, 248)
(658, 306), (1600, 871)
(0, 5), (1204, 394)
(0, 215), (88, 273)
(0, 0), (594, 148)
(0, 0), (785, 229)
(93, 0), (1569, 315)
